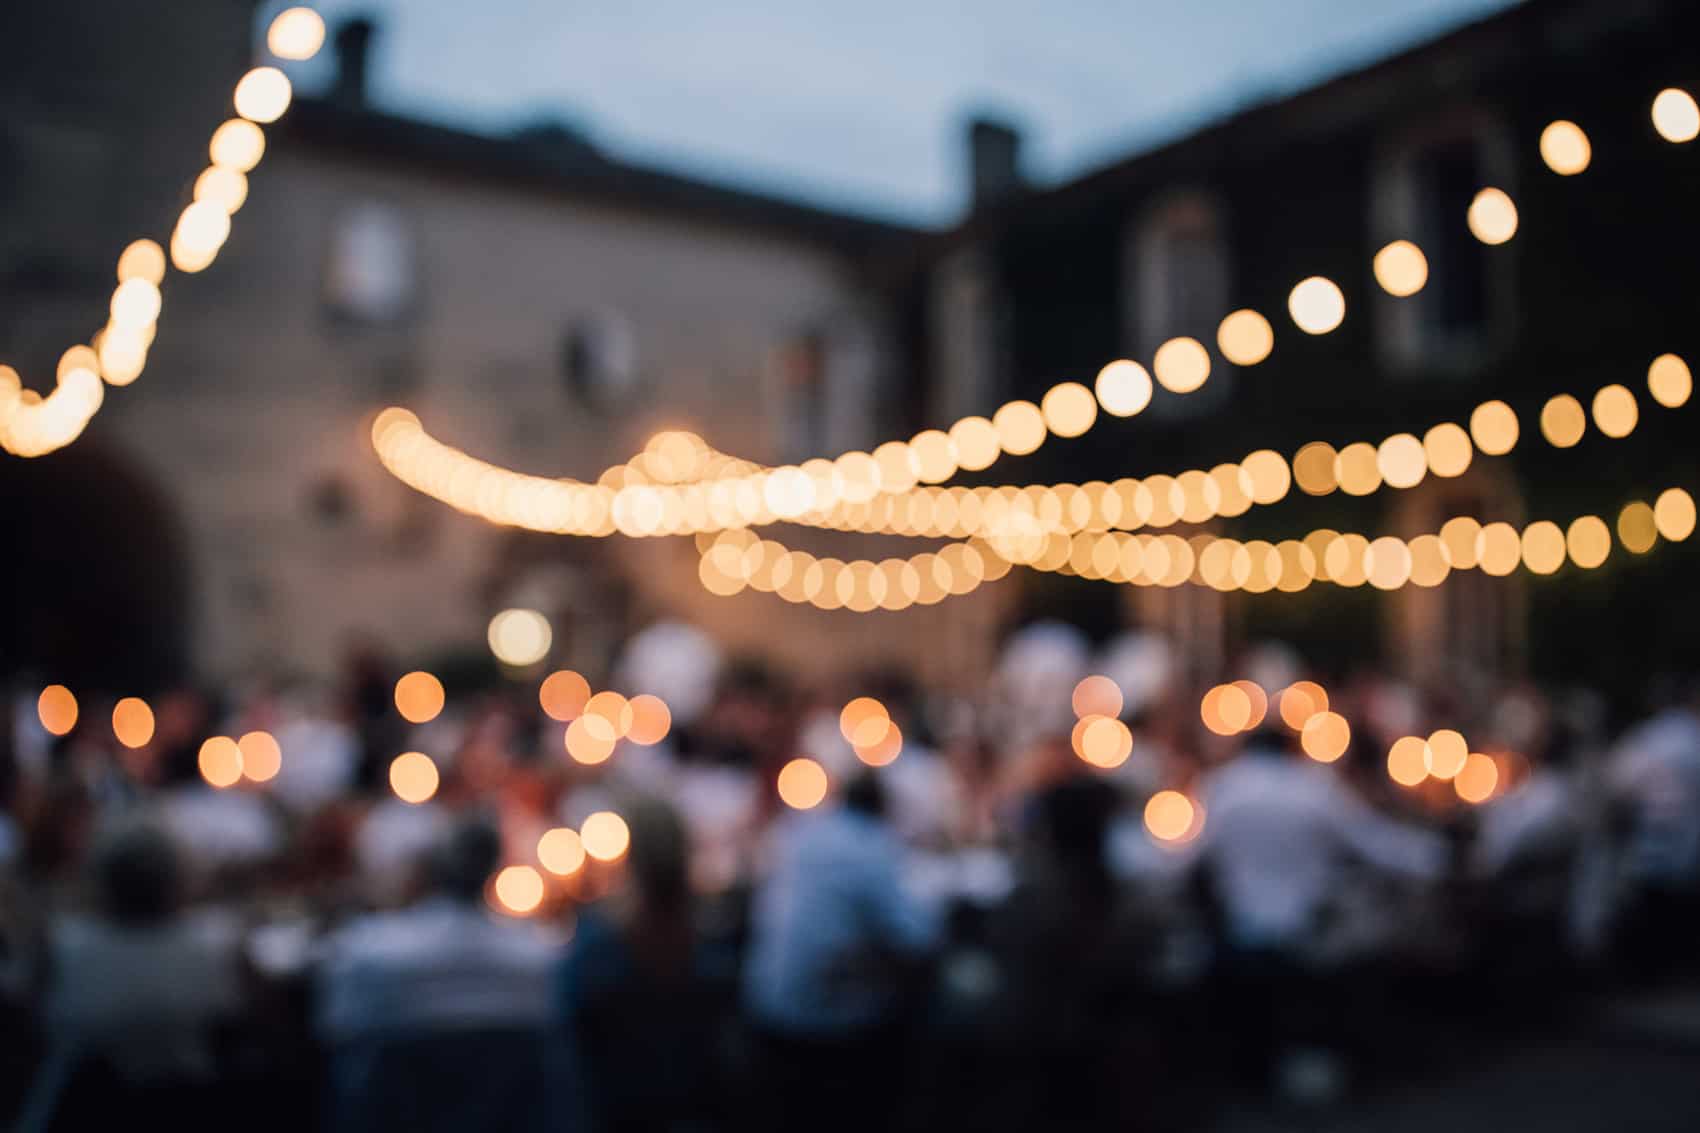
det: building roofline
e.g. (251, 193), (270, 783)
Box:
(907, 0), (1637, 264)
(275, 95), (923, 257)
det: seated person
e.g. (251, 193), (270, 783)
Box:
(315, 817), (557, 1133)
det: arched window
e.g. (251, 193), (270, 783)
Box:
(323, 200), (419, 326)
(1373, 110), (1515, 375)
(561, 309), (639, 411)
(1125, 192), (1231, 416)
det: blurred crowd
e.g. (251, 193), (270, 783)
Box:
(1, 619), (1698, 1132)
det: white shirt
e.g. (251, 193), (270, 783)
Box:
(1473, 767), (1579, 877)
(1200, 750), (1445, 951)
(44, 908), (243, 1082)
(744, 808), (939, 1035)
(1607, 709), (1700, 884)
(158, 785), (282, 866)
(315, 898), (557, 1043)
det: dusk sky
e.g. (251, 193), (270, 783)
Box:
(286, 0), (1522, 225)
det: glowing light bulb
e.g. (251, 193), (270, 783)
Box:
(1566, 515), (1611, 569)
(209, 118), (266, 172)
(1041, 381), (1098, 437)
(1388, 736), (1429, 787)
(777, 757), (828, 809)
(1653, 88), (1700, 143)
(1467, 188), (1518, 245)
(1618, 501), (1658, 554)
(488, 608), (551, 666)
(1373, 240), (1428, 296)
(234, 66), (292, 124)
(1425, 729), (1468, 780)
(1144, 790), (1198, 843)
(109, 278), (161, 330)
(539, 670), (592, 721)
(1288, 277), (1345, 335)
(992, 401), (1046, 456)
(116, 239), (166, 285)
(581, 811), (631, 861)
(267, 7), (327, 60)
(1455, 753), (1499, 803)
(1469, 400), (1519, 456)
(1592, 384), (1638, 438)
(37, 685), (78, 736)
(1153, 337), (1210, 393)
(1648, 354), (1692, 409)
(194, 165), (249, 214)
(238, 730), (282, 782)
(1539, 120), (1591, 175)
(538, 827), (586, 875)
(1094, 360), (1153, 417)
(493, 865), (544, 915)
(1655, 487), (1696, 541)
(389, 751), (439, 803)
(1066, 675), (1120, 720)
(394, 671), (445, 723)
(1539, 395), (1586, 448)
(626, 694), (672, 745)
(1301, 711), (1350, 762)
(112, 697), (155, 749)
(198, 736), (244, 788)
(1521, 520), (1566, 575)
(1217, 309), (1274, 365)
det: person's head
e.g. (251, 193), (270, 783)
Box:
(430, 816), (502, 904)
(843, 770), (887, 820)
(623, 796), (690, 911)
(1244, 721), (1296, 757)
(1030, 775), (1116, 892)
(92, 821), (183, 927)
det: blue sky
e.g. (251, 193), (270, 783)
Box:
(282, 0), (1521, 225)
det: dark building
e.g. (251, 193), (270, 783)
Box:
(889, 0), (1700, 705)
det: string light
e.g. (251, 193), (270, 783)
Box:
(1388, 736), (1429, 787)
(493, 865), (544, 915)
(38, 685), (78, 736)
(488, 608), (551, 666)
(1467, 188), (1519, 245)
(1454, 753), (1500, 803)
(1153, 337), (1211, 393)
(394, 671), (446, 723)
(1217, 309), (1275, 365)
(1539, 120), (1592, 175)
(777, 758), (828, 810)
(1072, 675), (1123, 719)
(1288, 276), (1345, 334)
(1654, 487), (1696, 541)
(238, 730), (282, 782)
(1652, 88), (1700, 143)
(197, 736), (244, 787)
(233, 66), (293, 124)
(538, 827), (586, 876)
(1648, 354), (1692, 408)
(1300, 711), (1350, 762)
(112, 697), (155, 749)
(1425, 729), (1469, 779)
(581, 811), (631, 861)
(1373, 240), (1429, 296)
(389, 751), (439, 803)
(267, 7), (327, 60)
(539, 670), (592, 721)
(1144, 790), (1199, 844)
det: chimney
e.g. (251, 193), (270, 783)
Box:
(967, 116), (1025, 213)
(331, 17), (377, 107)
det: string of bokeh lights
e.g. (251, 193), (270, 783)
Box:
(371, 93), (1699, 616)
(0, 7), (324, 457)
